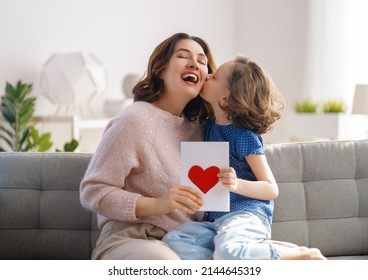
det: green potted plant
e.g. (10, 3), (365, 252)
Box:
(322, 99), (346, 113)
(56, 138), (79, 152)
(294, 98), (318, 113)
(289, 97), (354, 141)
(0, 81), (53, 152)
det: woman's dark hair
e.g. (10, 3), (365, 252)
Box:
(133, 33), (216, 122)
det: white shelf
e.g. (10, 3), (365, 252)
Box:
(287, 113), (368, 142)
(34, 115), (110, 153)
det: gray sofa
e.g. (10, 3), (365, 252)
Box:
(0, 152), (99, 260)
(0, 140), (367, 259)
(267, 140), (368, 260)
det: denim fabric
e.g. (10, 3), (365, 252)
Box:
(163, 211), (280, 260)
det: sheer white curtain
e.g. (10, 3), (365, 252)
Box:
(303, 0), (368, 111)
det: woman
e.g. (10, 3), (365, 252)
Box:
(80, 33), (216, 260)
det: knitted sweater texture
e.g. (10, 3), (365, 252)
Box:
(80, 101), (204, 231)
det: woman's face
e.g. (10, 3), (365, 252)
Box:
(160, 39), (209, 102)
(200, 60), (234, 106)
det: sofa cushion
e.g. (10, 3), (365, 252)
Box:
(0, 152), (98, 260)
(266, 140), (368, 259)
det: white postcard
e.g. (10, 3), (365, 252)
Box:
(181, 141), (230, 211)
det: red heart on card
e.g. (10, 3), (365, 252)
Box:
(188, 165), (220, 194)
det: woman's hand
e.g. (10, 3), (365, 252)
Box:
(218, 167), (238, 192)
(156, 186), (203, 215)
(136, 186), (203, 217)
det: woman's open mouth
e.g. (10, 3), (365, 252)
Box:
(181, 73), (198, 84)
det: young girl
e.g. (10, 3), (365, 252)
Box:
(163, 55), (326, 260)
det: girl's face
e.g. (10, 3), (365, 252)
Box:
(200, 60), (234, 106)
(160, 39), (209, 102)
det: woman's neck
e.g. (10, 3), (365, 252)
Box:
(152, 97), (186, 117)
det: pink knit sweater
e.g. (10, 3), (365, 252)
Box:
(80, 101), (205, 232)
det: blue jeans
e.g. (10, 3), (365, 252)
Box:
(162, 211), (280, 260)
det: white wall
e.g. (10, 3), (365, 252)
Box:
(304, 0), (368, 109)
(234, 0), (309, 143)
(0, 0), (235, 116)
(234, 0), (368, 143)
(1, 0), (366, 147)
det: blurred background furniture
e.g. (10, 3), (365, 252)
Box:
(39, 52), (107, 118)
(34, 115), (109, 153)
(352, 84), (368, 115)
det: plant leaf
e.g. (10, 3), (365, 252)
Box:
(17, 128), (30, 151)
(1, 81), (46, 152)
(0, 132), (14, 150)
(18, 84), (32, 102)
(64, 139), (79, 152)
(1, 98), (16, 116)
(29, 127), (39, 142)
(0, 123), (14, 138)
(19, 108), (35, 127)
(37, 132), (53, 152)
(5, 82), (15, 97)
(2, 106), (16, 123)
(19, 98), (36, 117)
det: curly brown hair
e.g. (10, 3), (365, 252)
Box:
(133, 33), (216, 123)
(222, 55), (285, 134)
